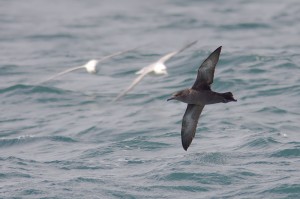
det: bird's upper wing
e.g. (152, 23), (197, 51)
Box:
(96, 45), (141, 63)
(114, 41), (197, 101)
(177, 40), (198, 54)
(157, 40), (198, 64)
(113, 65), (153, 101)
(157, 51), (178, 64)
(181, 104), (205, 151)
(38, 65), (84, 84)
(192, 46), (222, 91)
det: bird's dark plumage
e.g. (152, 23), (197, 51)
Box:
(168, 46), (236, 151)
(192, 46), (222, 91)
(181, 104), (204, 151)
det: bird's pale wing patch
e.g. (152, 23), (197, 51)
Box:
(192, 46), (222, 91)
(157, 52), (178, 64)
(181, 104), (205, 151)
(157, 40), (197, 64)
(113, 66), (152, 101)
(38, 65), (84, 84)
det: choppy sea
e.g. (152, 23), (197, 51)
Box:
(1, 0), (300, 198)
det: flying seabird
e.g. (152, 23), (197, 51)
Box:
(38, 46), (140, 84)
(113, 40), (197, 101)
(167, 46), (237, 151)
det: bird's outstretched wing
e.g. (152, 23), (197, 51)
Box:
(96, 45), (141, 62)
(38, 46), (141, 84)
(192, 46), (222, 91)
(177, 40), (198, 54)
(158, 40), (197, 64)
(114, 41), (197, 101)
(38, 65), (84, 84)
(113, 66), (152, 101)
(181, 104), (205, 151)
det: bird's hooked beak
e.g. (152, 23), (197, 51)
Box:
(167, 90), (184, 101)
(167, 97), (174, 101)
(167, 94), (176, 101)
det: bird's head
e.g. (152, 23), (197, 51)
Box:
(154, 62), (168, 75)
(84, 59), (99, 74)
(167, 90), (189, 101)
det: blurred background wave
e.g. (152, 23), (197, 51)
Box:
(0, 0), (299, 198)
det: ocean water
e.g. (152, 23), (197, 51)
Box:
(1, 0), (300, 198)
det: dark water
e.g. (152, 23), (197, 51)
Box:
(1, 0), (300, 198)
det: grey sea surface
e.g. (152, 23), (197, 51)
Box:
(1, 0), (300, 198)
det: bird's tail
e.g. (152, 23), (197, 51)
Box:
(221, 92), (237, 102)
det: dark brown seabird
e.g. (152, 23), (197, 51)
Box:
(167, 46), (237, 151)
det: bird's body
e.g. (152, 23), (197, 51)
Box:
(38, 46), (140, 84)
(84, 59), (99, 74)
(168, 46), (236, 151)
(168, 89), (234, 105)
(114, 40), (197, 101)
(135, 62), (167, 75)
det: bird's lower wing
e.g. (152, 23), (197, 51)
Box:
(38, 66), (84, 84)
(181, 104), (205, 151)
(113, 69), (150, 101)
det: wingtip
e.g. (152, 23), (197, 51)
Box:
(167, 97), (174, 101)
(182, 140), (190, 151)
(182, 144), (189, 151)
(191, 40), (198, 45)
(178, 40), (198, 54)
(210, 46), (222, 57)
